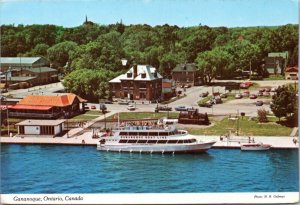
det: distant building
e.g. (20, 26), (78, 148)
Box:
(16, 119), (65, 137)
(162, 79), (176, 100)
(0, 57), (58, 89)
(264, 51), (288, 75)
(9, 94), (87, 119)
(178, 109), (210, 125)
(172, 63), (202, 86)
(285, 66), (298, 80)
(109, 64), (162, 101)
(0, 57), (50, 71)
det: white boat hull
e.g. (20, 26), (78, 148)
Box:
(97, 141), (216, 153)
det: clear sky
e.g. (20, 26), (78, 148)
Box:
(0, 0), (298, 27)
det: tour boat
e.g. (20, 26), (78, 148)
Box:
(240, 143), (272, 151)
(96, 118), (216, 154)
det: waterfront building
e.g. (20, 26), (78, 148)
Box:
(172, 63), (203, 86)
(285, 66), (298, 80)
(109, 64), (162, 101)
(9, 94), (87, 119)
(16, 119), (65, 137)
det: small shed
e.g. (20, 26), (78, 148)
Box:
(16, 119), (65, 137)
(178, 109), (210, 125)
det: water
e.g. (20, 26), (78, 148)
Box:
(1, 144), (298, 193)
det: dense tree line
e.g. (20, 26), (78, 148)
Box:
(1, 22), (298, 100)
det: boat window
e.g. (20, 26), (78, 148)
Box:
(148, 132), (158, 136)
(159, 132), (168, 136)
(177, 140), (184, 144)
(183, 140), (189, 143)
(120, 132), (127, 135)
(147, 140), (157, 144)
(157, 140), (167, 144)
(119, 139), (127, 143)
(137, 140), (147, 143)
(127, 140), (138, 143)
(167, 140), (177, 144)
(139, 132), (148, 136)
(190, 139), (196, 143)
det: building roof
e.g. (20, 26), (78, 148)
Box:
(16, 67), (57, 73)
(268, 51), (288, 59)
(285, 66), (298, 72)
(10, 104), (53, 110)
(172, 63), (197, 72)
(109, 65), (162, 83)
(0, 57), (42, 65)
(9, 76), (37, 82)
(18, 94), (87, 107)
(16, 119), (65, 126)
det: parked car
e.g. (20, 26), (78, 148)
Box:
(177, 90), (182, 95)
(199, 102), (213, 108)
(127, 104), (135, 111)
(184, 84), (191, 88)
(242, 91), (250, 97)
(155, 106), (172, 112)
(175, 106), (188, 111)
(200, 92), (209, 97)
(240, 83), (249, 89)
(257, 92), (263, 96)
(263, 92), (271, 96)
(180, 84), (185, 88)
(265, 88), (271, 92)
(256, 101), (263, 106)
(249, 94), (257, 99)
(214, 97), (222, 104)
(235, 94), (242, 99)
(91, 105), (96, 109)
(220, 93), (228, 98)
(271, 87), (277, 92)
(118, 101), (129, 105)
(259, 88), (265, 92)
(104, 100), (113, 104)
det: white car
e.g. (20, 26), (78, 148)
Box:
(127, 104), (135, 111)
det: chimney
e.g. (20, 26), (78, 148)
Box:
(133, 64), (138, 78)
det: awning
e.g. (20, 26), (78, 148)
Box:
(10, 105), (53, 110)
(0, 105), (13, 110)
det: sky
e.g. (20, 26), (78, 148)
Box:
(0, 0), (298, 28)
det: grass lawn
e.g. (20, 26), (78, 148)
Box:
(85, 110), (103, 115)
(69, 114), (100, 121)
(186, 116), (293, 136)
(108, 112), (179, 120)
(264, 75), (285, 80)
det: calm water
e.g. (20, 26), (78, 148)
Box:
(1, 144), (299, 193)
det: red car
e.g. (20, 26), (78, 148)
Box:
(259, 88), (265, 92)
(249, 94), (257, 99)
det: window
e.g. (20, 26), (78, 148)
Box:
(167, 140), (178, 144)
(119, 140), (127, 143)
(147, 140), (157, 144)
(137, 140), (147, 143)
(177, 140), (184, 144)
(127, 140), (138, 143)
(157, 140), (167, 144)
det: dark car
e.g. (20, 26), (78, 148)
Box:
(155, 106), (172, 112)
(256, 101), (263, 106)
(257, 92), (263, 96)
(118, 101), (129, 105)
(104, 100), (113, 104)
(175, 106), (188, 111)
(265, 88), (271, 92)
(199, 102), (213, 108)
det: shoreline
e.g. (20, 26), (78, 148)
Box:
(1, 134), (298, 149)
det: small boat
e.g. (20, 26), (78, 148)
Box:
(241, 143), (271, 151)
(96, 118), (216, 154)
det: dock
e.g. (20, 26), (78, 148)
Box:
(1, 132), (298, 149)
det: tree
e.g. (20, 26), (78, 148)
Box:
(257, 108), (268, 123)
(270, 85), (297, 121)
(195, 47), (233, 83)
(47, 41), (78, 69)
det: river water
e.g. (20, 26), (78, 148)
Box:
(1, 144), (298, 193)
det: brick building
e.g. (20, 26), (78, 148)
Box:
(109, 64), (162, 101)
(171, 63), (202, 86)
(285, 66), (298, 80)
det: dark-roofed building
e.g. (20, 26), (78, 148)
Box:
(0, 57), (50, 71)
(9, 94), (87, 119)
(172, 63), (202, 86)
(109, 64), (162, 101)
(1, 57), (58, 89)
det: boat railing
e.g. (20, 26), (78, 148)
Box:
(114, 125), (176, 131)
